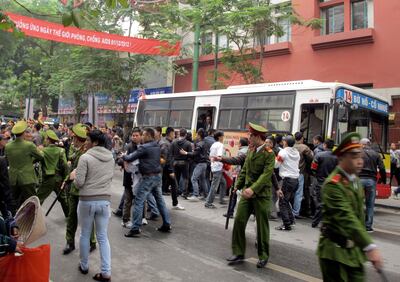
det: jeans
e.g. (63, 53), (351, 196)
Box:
(360, 178), (376, 229)
(279, 177), (298, 227)
(206, 171), (226, 205)
(191, 163), (208, 197)
(131, 175), (171, 231)
(174, 161), (190, 196)
(292, 173), (304, 216)
(146, 193), (160, 216)
(78, 200), (111, 277)
(312, 180), (323, 226)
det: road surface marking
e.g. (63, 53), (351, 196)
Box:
(374, 228), (400, 236)
(247, 257), (322, 282)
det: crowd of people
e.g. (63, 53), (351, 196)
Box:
(0, 117), (390, 281)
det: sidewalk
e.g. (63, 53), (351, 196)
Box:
(376, 197), (400, 210)
(375, 187), (400, 210)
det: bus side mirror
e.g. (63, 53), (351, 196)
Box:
(337, 103), (348, 123)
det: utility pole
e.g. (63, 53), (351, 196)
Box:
(192, 23), (200, 91)
(27, 70), (33, 119)
(213, 32), (219, 90)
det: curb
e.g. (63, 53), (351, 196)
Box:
(375, 203), (400, 211)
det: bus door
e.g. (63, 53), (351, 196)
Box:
(195, 107), (216, 132)
(193, 95), (220, 132)
(300, 103), (329, 145)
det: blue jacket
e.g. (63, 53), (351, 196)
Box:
(123, 141), (161, 175)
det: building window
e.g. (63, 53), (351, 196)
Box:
(219, 34), (229, 49)
(277, 18), (291, 43)
(321, 4), (345, 35)
(201, 32), (213, 55)
(352, 0), (368, 30)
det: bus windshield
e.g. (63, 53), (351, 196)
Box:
(334, 107), (388, 152)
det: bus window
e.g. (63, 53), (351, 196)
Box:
(217, 96), (245, 130)
(370, 112), (387, 152)
(245, 109), (290, 132)
(143, 110), (169, 126)
(170, 98), (194, 128)
(300, 104), (325, 143)
(219, 109), (243, 129)
(247, 94), (294, 108)
(196, 107), (215, 131)
(169, 110), (192, 128)
(334, 107), (388, 152)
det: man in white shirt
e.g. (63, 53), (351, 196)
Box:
(275, 135), (300, 231)
(205, 131), (226, 208)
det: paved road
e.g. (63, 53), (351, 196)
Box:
(35, 169), (399, 282)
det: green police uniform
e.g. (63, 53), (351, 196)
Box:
(231, 123), (275, 263)
(5, 121), (44, 210)
(317, 133), (373, 282)
(64, 124), (95, 248)
(37, 130), (69, 217)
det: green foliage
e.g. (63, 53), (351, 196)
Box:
(132, 0), (321, 87)
(0, 0), (166, 120)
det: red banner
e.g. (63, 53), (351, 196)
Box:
(6, 12), (180, 56)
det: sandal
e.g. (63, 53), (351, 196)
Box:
(78, 265), (88, 275)
(93, 273), (111, 281)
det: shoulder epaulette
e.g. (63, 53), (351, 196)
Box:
(330, 174), (342, 184)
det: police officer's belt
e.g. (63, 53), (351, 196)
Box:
(321, 225), (355, 248)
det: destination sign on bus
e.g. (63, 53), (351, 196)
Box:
(336, 88), (389, 115)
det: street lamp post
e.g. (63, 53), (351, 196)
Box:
(27, 70), (33, 119)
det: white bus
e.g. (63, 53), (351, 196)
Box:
(134, 80), (389, 159)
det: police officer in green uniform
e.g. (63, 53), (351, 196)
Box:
(5, 121), (43, 213)
(63, 124), (96, 255)
(36, 130), (69, 217)
(317, 132), (383, 282)
(227, 122), (275, 268)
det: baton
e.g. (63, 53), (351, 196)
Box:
(225, 177), (236, 230)
(45, 181), (68, 217)
(377, 268), (390, 282)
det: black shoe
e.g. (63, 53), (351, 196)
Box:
(226, 255), (244, 262)
(78, 265), (88, 275)
(223, 213), (234, 219)
(366, 227), (374, 233)
(275, 225), (292, 231)
(63, 242), (75, 255)
(256, 259), (268, 268)
(205, 203), (217, 209)
(125, 229), (141, 237)
(219, 201), (228, 205)
(311, 222), (319, 228)
(147, 213), (159, 221)
(156, 225), (172, 233)
(112, 209), (123, 217)
(90, 243), (96, 252)
(295, 215), (306, 219)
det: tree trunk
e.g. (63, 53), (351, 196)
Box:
(40, 90), (49, 117)
(73, 92), (82, 123)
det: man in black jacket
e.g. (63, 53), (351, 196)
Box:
(160, 127), (184, 210)
(359, 138), (386, 232)
(118, 127), (141, 228)
(123, 128), (171, 237)
(310, 139), (338, 228)
(171, 128), (192, 198)
(180, 129), (209, 201)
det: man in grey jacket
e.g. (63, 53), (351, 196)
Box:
(123, 128), (171, 237)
